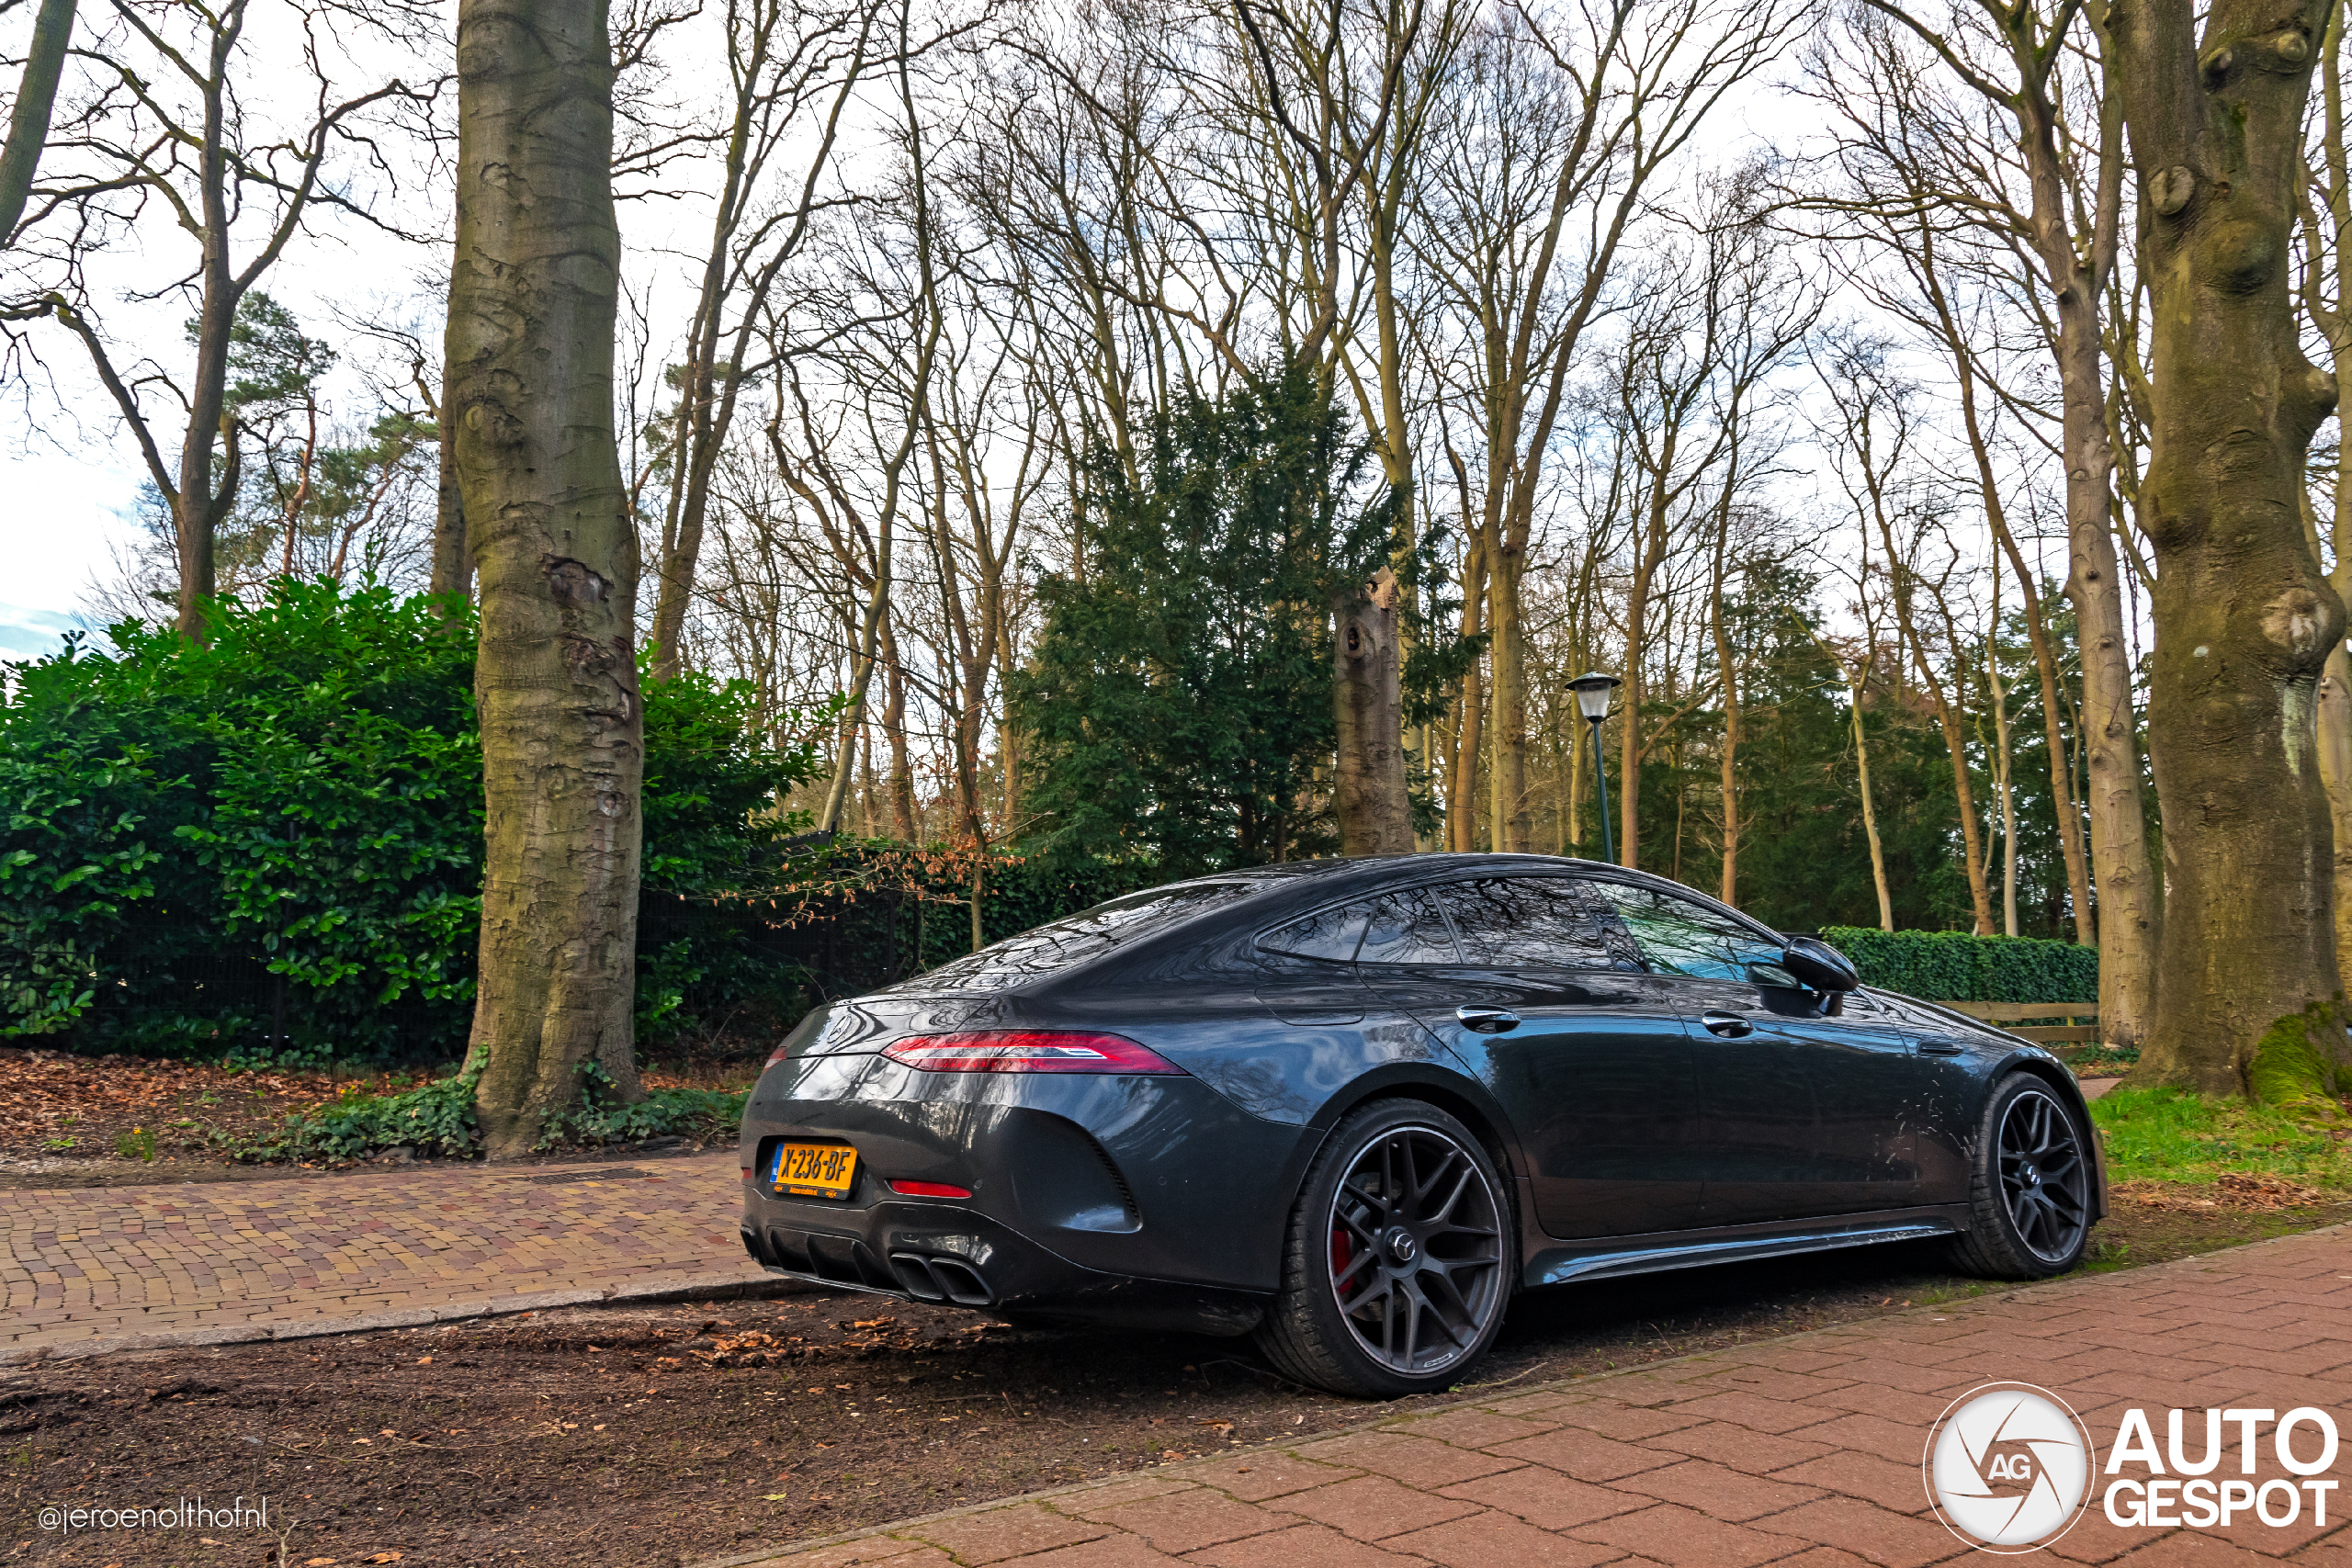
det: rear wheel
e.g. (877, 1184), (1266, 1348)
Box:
(1256, 1100), (1512, 1398)
(1946, 1073), (2093, 1279)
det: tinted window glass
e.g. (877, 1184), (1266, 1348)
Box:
(1586, 883), (1782, 980)
(1356, 887), (1460, 965)
(1259, 901), (1373, 962)
(891, 882), (1255, 993)
(1438, 878), (1626, 970)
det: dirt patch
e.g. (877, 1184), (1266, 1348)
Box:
(0, 1046), (756, 1189)
(1, 1190), (2340, 1568)
(2109, 1171), (2337, 1213)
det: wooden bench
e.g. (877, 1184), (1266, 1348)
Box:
(1928, 998), (2102, 1055)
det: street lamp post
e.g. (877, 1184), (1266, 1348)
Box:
(1568, 671), (1623, 865)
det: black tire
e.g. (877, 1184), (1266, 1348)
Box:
(1255, 1099), (1513, 1398)
(1945, 1073), (2095, 1280)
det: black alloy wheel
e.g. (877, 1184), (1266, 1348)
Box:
(1996, 1086), (2092, 1263)
(1257, 1100), (1510, 1397)
(1947, 1073), (2094, 1280)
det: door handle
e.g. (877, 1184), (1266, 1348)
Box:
(1917, 1041), (1964, 1056)
(1701, 1010), (1754, 1038)
(1455, 1006), (1520, 1034)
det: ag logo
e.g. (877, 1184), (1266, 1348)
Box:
(1924, 1382), (2098, 1552)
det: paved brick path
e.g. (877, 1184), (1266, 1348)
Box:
(732, 1224), (2352, 1568)
(0, 1152), (773, 1359)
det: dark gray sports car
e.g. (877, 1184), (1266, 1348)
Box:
(736, 853), (2104, 1397)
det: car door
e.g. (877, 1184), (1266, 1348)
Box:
(1582, 882), (1922, 1225)
(1359, 876), (1702, 1240)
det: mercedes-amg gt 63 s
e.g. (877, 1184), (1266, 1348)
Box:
(736, 853), (2103, 1397)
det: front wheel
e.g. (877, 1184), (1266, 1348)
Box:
(1946, 1073), (2094, 1280)
(1255, 1100), (1512, 1398)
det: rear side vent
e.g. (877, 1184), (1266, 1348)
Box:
(1087, 1135), (1141, 1230)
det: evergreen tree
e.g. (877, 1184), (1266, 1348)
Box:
(1013, 369), (1397, 874)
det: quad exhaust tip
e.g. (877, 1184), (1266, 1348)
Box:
(889, 1250), (994, 1306)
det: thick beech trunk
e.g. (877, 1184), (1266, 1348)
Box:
(2116, 0), (2346, 1092)
(448, 0), (646, 1156)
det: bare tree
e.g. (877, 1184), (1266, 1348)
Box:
(4, 0), (431, 642)
(1414, 0), (1802, 853)
(1800, 0), (2147, 1029)
(0, 0), (74, 243)
(643, 0), (894, 682)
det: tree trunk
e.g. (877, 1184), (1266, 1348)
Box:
(1620, 538), (1668, 870)
(2059, 302), (2161, 1043)
(175, 39), (241, 647)
(1713, 583), (1741, 906)
(2305, 18), (2352, 997)
(0, 0), (74, 246)
(2319, 644), (2352, 984)
(429, 358), (470, 602)
(1332, 569), (1412, 855)
(1852, 684), (1894, 931)
(1446, 534), (1487, 852)
(1487, 548), (1532, 852)
(1989, 587), (2019, 937)
(1993, 523), (2094, 944)
(880, 618), (915, 842)
(2115, 0), (2345, 1093)
(449, 0), (646, 1156)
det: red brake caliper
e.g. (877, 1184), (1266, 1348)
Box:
(1331, 1224), (1351, 1280)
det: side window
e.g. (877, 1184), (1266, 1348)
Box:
(1259, 901), (1373, 963)
(1356, 886), (1462, 965)
(1438, 878), (1629, 970)
(1585, 882), (1784, 981)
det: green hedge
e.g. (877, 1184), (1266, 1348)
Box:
(1820, 926), (2098, 1003)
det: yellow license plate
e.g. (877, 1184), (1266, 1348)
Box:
(770, 1141), (858, 1200)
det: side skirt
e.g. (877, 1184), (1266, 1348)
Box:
(1522, 1207), (1969, 1289)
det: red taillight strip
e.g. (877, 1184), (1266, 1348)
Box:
(887, 1179), (973, 1198)
(881, 1031), (1187, 1075)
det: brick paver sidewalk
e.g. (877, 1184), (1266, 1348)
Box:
(0, 1151), (775, 1359)
(733, 1224), (2352, 1568)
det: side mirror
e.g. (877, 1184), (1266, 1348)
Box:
(1781, 935), (1860, 992)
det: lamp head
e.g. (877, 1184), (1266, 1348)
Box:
(1567, 671), (1622, 723)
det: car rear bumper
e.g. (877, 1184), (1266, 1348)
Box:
(737, 1190), (1268, 1334)
(738, 1052), (1285, 1333)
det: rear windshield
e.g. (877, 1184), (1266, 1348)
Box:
(882, 881), (1255, 993)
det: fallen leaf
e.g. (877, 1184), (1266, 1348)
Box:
(763, 1492), (791, 1501)
(414, 1356), (431, 1365)
(1196, 1418), (1235, 1435)
(592, 1423), (606, 1430)
(306, 1559), (338, 1566)
(362, 1554), (404, 1563)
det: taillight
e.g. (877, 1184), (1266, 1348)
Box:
(881, 1031), (1188, 1075)
(888, 1179), (973, 1198)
